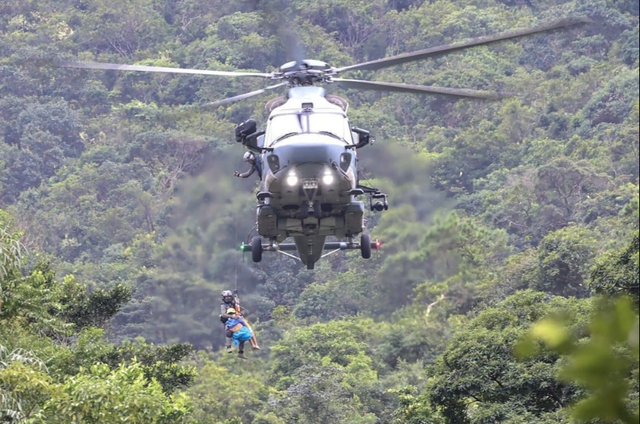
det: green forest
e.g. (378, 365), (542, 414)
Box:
(1, 0), (638, 422)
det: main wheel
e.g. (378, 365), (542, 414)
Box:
(251, 236), (263, 263)
(360, 233), (371, 259)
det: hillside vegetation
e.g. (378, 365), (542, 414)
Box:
(1, 0), (638, 422)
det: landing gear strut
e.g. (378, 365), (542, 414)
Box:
(240, 235), (382, 265)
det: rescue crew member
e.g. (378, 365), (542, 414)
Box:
(234, 151), (263, 180)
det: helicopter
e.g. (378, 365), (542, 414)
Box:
(60, 17), (589, 270)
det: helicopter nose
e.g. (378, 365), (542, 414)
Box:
(282, 166), (334, 184)
(279, 164), (342, 191)
(273, 136), (346, 166)
(283, 144), (336, 164)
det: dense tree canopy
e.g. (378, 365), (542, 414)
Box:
(1, 0), (638, 421)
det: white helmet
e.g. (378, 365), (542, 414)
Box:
(243, 151), (254, 161)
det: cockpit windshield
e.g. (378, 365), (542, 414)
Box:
(266, 111), (351, 146)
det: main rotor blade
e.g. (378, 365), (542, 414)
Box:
(200, 82), (288, 108)
(334, 78), (510, 100)
(59, 60), (273, 78)
(335, 17), (591, 74)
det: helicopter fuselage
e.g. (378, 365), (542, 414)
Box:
(242, 86), (379, 268)
(259, 134), (361, 235)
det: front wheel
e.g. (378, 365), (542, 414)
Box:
(251, 236), (263, 263)
(360, 233), (371, 259)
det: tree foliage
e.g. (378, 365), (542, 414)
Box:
(519, 296), (639, 424)
(0, 0), (638, 421)
(428, 291), (590, 424)
(589, 232), (639, 304)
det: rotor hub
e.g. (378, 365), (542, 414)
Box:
(277, 59), (335, 86)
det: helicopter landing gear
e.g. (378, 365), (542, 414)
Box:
(251, 236), (263, 262)
(313, 202), (322, 219)
(361, 233), (371, 259)
(299, 201), (310, 220)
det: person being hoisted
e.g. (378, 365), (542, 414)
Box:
(219, 290), (260, 352)
(224, 308), (253, 359)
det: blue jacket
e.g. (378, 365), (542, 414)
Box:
(226, 317), (252, 344)
(225, 316), (248, 332)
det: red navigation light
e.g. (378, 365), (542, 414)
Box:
(372, 239), (383, 250)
